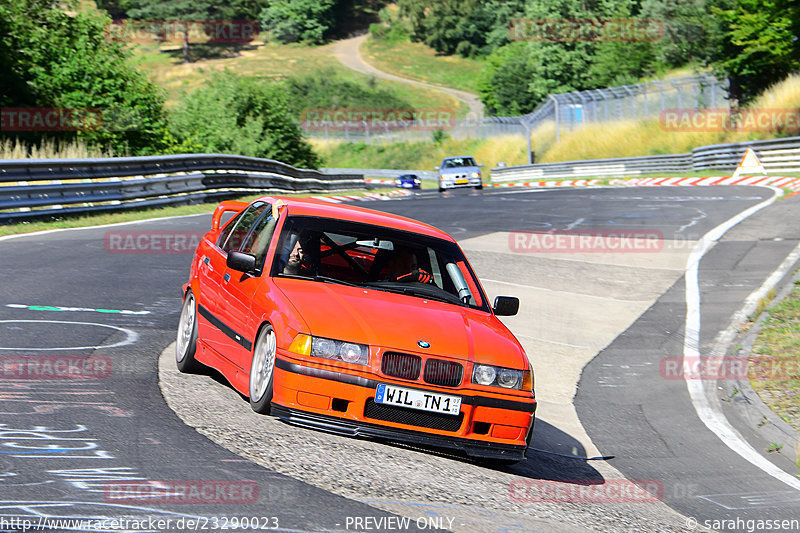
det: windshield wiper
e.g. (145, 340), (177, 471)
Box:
(313, 275), (362, 288)
(277, 273), (362, 288)
(368, 283), (464, 306)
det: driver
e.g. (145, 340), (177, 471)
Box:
(387, 248), (432, 283)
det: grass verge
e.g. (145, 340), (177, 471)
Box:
(362, 34), (484, 94)
(749, 277), (800, 433)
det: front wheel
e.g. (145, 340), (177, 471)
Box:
(176, 291), (202, 373)
(474, 184), (483, 190)
(249, 324), (277, 414)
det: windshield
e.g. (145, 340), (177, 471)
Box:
(442, 157), (477, 169)
(271, 216), (489, 312)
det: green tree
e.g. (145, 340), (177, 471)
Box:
(588, 41), (656, 88)
(398, 0), (525, 57)
(259, 0), (337, 44)
(709, 0), (800, 104)
(641, 0), (712, 68)
(170, 72), (321, 168)
(478, 41), (595, 115)
(1, 0), (172, 155)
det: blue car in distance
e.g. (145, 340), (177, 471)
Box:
(394, 174), (421, 189)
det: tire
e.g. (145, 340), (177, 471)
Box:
(475, 184), (483, 190)
(438, 187), (445, 193)
(176, 291), (202, 373)
(249, 324), (277, 414)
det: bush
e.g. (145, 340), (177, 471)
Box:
(284, 68), (412, 115)
(170, 72), (320, 168)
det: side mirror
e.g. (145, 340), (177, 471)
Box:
(493, 296), (519, 316)
(434, 166), (440, 171)
(478, 163), (484, 167)
(227, 251), (256, 273)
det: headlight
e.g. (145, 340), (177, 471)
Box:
(472, 364), (525, 390)
(289, 335), (369, 365)
(470, 171), (480, 179)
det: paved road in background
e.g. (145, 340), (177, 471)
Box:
(333, 35), (484, 119)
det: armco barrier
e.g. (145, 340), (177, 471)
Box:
(492, 135), (800, 181)
(0, 154), (364, 223)
(321, 168), (437, 180)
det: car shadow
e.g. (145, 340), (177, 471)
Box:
(192, 365), (608, 485)
(508, 419), (606, 483)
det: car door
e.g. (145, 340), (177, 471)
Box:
(216, 203), (280, 370)
(202, 203), (267, 361)
(195, 209), (240, 355)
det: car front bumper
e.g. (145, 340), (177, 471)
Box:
(271, 355), (536, 461)
(439, 176), (482, 189)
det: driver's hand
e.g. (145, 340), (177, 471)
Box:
(397, 269), (432, 283)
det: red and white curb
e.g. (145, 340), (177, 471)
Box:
(492, 175), (800, 192)
(493, 179), (603, 188)
(313, 189), (413, 203)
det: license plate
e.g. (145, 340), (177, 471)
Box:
(375, 383), (461, 415)
(455, 179), (468, 184)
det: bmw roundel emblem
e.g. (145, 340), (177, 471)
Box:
(417, 340), (430, 349)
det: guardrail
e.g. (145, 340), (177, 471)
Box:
(321, 168), (438, 180)
(492, 135), (800, 181)
(0, 154), (365, 223)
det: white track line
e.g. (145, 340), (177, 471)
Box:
(683, 186), (800, 491)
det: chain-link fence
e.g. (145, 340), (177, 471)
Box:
(303, 74), (728, 147)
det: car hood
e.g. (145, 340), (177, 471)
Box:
(274, 278), (524, 367)
(440, 166), (480, 175)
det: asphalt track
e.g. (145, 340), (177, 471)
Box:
(0, 186), (798, 532)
